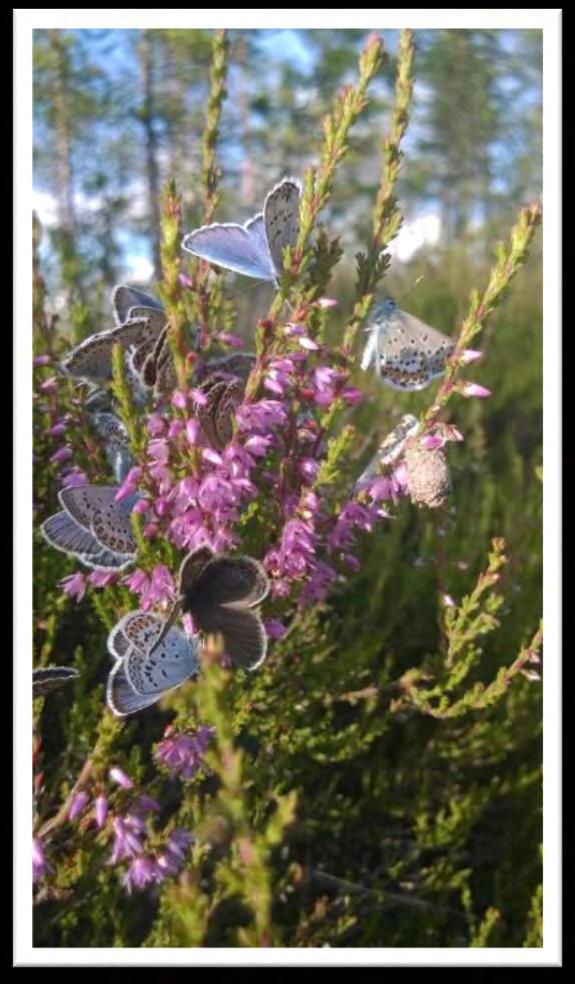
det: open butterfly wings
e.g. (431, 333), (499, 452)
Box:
(362, 300), (454, 392)
(106, 611), (200, 717)
(152, 548), (270, 672)
(178, 549), (270, 671)
(182, 178), (301, 283)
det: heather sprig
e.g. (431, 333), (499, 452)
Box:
(199, 28), (229, 226)
(420, 202), (542, 434)
(347, 28), (416, 344)
(185, 638), (297, 946)
(392, 539), (543, 719)
(267, 32), (386, 320)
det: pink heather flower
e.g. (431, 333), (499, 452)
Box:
(33, 354), (52, 366)
(165, 828), (194, 863)
(191, 387), (209, 407)
(392, 462), (409, 494)
(186, 419), (200, 445)
(283, 322), (306, 336)
(109, 766), (134, 790)
(147, 414), (167, 437)
(167, 420), (185, 440)
(441, 594), (456, 608)
(299, 458), (320, 483)
(60, 572), (87, 602)
(122, 569), (149, 594)
(40, 376), (58, 393)
(298, 561), (337, 606)
(461, 349), (483, 364)
(148, 440), (170, 463)
(47, 422), (67, 438)
(265, 619), (287, 640)
(198, 474), (238, 511)
(244, 434), (274, 457)
(420, 434), (445, 451)
(171, 390), (189, 410)
(217, 331), (245, 348)
(68, 790), (90, 821)
(154, 496), (171, 517)
(33, 837), (53, 882)
(60, 467), (89, 488)
(156, 829), (194, 876)
(175, 476), (200, 506)
(122, 855), (160, 893)
(50, 446), (73, 464)
(155, 727), (214, 779)
(341, 387), (363, 405)
(132, 498), (149, 515)
(298, 336), (320, 351)
(137, 794), (161, 814)
(264, 374), (285, 396)
(145, 565), (176, 609)
(116, 466), (142, 502)
(317, 297), (338, 309)
(95, 795), (108, 829)
(179, 272), (194, 289)
(235, 399), (288, 433)
(461, 382), (491, 398)
(87, 570), (117, 588)
(362, 475), (393, 502)
(202, 447), (223, 466)
(110, 817), (145, 864)
(521, 669), (541, 682)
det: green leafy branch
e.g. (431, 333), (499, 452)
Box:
(393, 539), (542, 719)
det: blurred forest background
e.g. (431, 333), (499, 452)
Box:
(32, 28), (543, 949)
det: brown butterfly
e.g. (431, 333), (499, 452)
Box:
(153, 547), (270, 671)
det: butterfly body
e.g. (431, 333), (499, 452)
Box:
(182, 178), (301, 284)
(361, 298), (454, 391)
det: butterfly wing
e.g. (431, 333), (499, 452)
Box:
(205, 352), (256, 384)
(41, 510), (134, 570)
(263, 178), (301, 279)
(42, 510), (103, 557)
(360, 323), (380, 373)
(195, 379), (242, 450)
(33, 666), (80, 699)
(106, 612), (199, 717)
(112, 285), (164, 326)
(62, 320), (158, 383)
(192, 603), (267, 671)
(187, 555), (269, 609)
(59, 486), (136, 555)
(123, 626), (200, 696)
(154, 343), (178, 396)
(61, 332), (117, 382)
(90, 412), (133, 484)
(107, 659), (164, 717)
(196, 380), (228, 449)
(182, 221), (277, 282)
